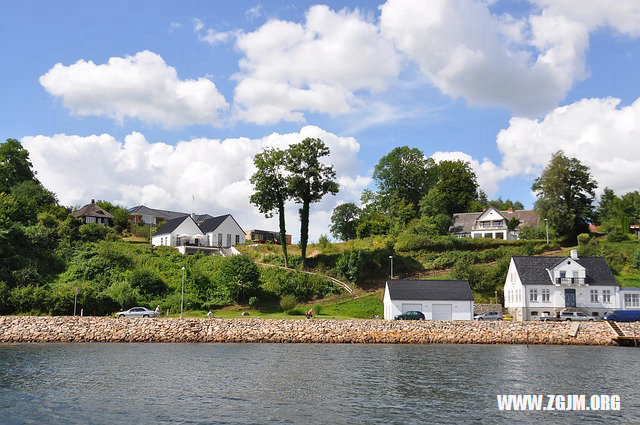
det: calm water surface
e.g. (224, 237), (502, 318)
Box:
(0, 343), (638, 424)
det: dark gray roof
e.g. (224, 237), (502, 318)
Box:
(512, 256), (619, 286)
(129, 205), (188, 220)
(154, 216), (190, 236)
(72, 200), (114, 219)
(199, 215), (230, 233)
(386, 280), (474, 301)
(450, 209), (540, 234)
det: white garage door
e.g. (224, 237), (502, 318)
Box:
(432, 304), (452, 321)
(402, 303), (422, 313)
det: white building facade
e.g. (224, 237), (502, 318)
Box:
(504, 251), (631, 321)
(384, 280), (474, 321)
(152, 214), (245, 250)
(450, 207), (540, 240)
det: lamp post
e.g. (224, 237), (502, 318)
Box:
(389, 255), (394, 280)
(544, 218), (549, 244)
(73, 287), (78, 316)
(180, 266), (186, 319)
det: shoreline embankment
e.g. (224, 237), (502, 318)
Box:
(2, 316), (639, 345)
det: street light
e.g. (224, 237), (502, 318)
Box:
(389, 255), (394, 280)
(544, 218), (549, 244)
(73, 287), (78, 316)
(180, 266), (186, 319)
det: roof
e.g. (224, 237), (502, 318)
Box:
(154, 216), (190, 236)
(199, 215), (230, 233)
(72, 200), (114, 219)
(450, 209), (540, 234)
(512, 256), (618, 286)
(128, 205), (187, 220)
(386, 280), (474, 301)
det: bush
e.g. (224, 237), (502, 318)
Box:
(128, 268), (167, 297)
(577, 233), (590, 245)
(606, 228), (629, 243)
(78, 223), (109, 242)
(279, 294), (297, 311)
(248, 296), (259, 307)
(286, 307), (305, 316)
(633, 248), (640, 270)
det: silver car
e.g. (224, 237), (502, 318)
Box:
(116, 307), (159, 318)
(559, 311), (597, 321)
(473, 311), (503, 321)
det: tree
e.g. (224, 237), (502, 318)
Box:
(506, 218), (521, 231)
(0, 139), (37, 193)
(96, 200), (131, 233)
(372, 146), (435, 212)
(596, 187), (617, 224)
(531, 151), (597, 243)
(329, 203), (360, 241)
(420, 160), (478, 216)
(286, 138), (339, 266)
(250, 148), (291, 267)
(217, 255), (260, 303)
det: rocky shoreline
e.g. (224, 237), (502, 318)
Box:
(2, 316), (639, 345)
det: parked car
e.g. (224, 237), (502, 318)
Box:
(559, 311), (597, 321)
(603, 310), (640, 322)
(394, 311), (425, 320)
(536, 314), (558, 322)
(474, 311), (503, 321)
(116, 307), (159, 318)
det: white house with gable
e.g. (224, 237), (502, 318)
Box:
(152, 213), (245, 253)
(384, 280), (474, 320)
(450, 206), (540, 240)
(504, 250), (631, 321)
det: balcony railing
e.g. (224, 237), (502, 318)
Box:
(555, 277), (586, 285)
(471, 225), (507, 231)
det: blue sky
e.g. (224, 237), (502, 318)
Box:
(2, 1), (640, 240)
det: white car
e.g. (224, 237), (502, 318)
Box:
(116, 307), (159, 318)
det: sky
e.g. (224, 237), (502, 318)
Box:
(1, 0), (640, 241)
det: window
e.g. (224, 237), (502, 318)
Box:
(602, 290), (611, 303)
(560, 270), (566, 278)
(227, 234), (232, 247)
(218, 233), (223, 246)
(542, 289), (550, 302)
(492, 220), (503, 226)
(590, 290), (598, 303)
(235, 234), (240, 244)
(625, 293), (640, 308)
(529, 289), (538, 302)
(531, 311), (538, 316)
(573, 270), (580, 278)
(495, 232), (504, 239)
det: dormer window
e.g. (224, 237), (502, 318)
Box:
(560, 271), (566, 278)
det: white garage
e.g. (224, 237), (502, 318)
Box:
(383, 280), (474, 321)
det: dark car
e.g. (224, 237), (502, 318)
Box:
(603, 310), (640, 322)
(394, 310), (425, 320)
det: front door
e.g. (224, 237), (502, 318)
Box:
(565, 289), (576, 307)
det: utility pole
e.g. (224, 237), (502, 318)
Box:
(73, 287), (78, 316)
(180, 266), (186, 319)
(389, 255), (394, 280)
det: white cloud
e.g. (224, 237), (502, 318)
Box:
(39, 51), (229, 128)
(192, 18), (204, 32)
(199, 29), (240, 46)
(379, 0), (589, 116)
(496, 96), (640, 195)
(245, 4), (263, 20)
(22, 126), (370, 243)
(233, 5), (402, 124)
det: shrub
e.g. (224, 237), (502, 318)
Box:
(286, 307), (305, 316)
(577, 233), (590, 245)
(128, 268), (167, 297)
(634, 248), (640, 270)
(606, 228), (629, 243)
(279, 294), (297, 311)
(78, 223), (109, 242)
(217, 255), (261, 303)
(248, 296), (259, 307)
(317, 234), (332, 250)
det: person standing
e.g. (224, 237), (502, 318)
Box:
(207, 310), (214, 319)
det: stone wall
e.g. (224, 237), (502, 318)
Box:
(473, 304), (503, 315)
(2, 316), (639, 345)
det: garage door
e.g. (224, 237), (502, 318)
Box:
(432, 304), (452, 321)
(402, 303), (422, 313)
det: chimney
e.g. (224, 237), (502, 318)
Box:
(570, 249), (578, 260)
(191, 212), (196, 220)
(507, 207), (513, 213)
(91, 199), (95, 204)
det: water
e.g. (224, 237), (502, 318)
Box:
(0, 343), (637, 424)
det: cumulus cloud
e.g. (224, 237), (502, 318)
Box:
(22, 126), (370, 242)
(496, 96), (640, 195)
(39, 50), (229, 128)
(233, 5), (402, 124)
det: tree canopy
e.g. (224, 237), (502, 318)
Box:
(0, 138), (37, 193)
(532, 151), (597, 243)
(329, 202), (361, 241)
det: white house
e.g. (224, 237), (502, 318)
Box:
(152, 213), (245, 251)
(504, 250), (630, 321)
(450, 206), (540, 240)
(384, 280), (474, 320)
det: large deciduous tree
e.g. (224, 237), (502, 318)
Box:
(420, 160), (478, 216)
(329, 202), (361, 241)
(0, 139), (37, 193)
(532, 151), (597, 243)
(372, 146), (435, 213)
(286, 138), (339, 266)
(250, 148), (291, 267)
